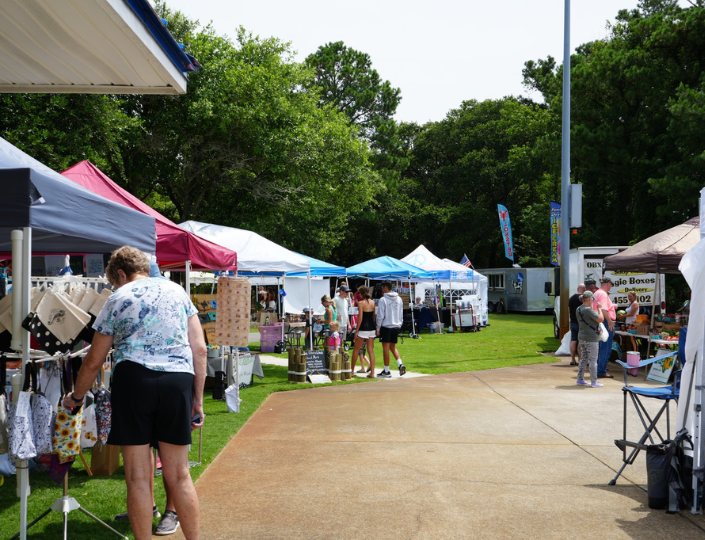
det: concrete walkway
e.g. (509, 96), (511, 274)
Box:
(176, 359), (704, 539)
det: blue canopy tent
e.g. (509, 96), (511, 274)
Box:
(347, 256), (432, 339)
(346, 256), (433, 280)
(289, 253), (346, 277)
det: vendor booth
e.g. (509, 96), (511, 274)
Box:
(401, 245), (489, 329)
(0, 137), (157, 539)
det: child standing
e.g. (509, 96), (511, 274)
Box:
(328, 321), (342, 352)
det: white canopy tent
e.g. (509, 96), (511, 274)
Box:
(400, 245), (488, 325)
(676, 187), (705, 513)
(179, 221), (309, 275)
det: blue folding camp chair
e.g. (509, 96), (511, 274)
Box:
(609, 349), (681, 485)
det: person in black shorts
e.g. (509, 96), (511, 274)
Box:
(376, 281), (406, 378)
(64, 247), (206, 539)
(569, 283), (586, 366)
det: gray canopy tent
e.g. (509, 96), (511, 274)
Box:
(0, 136), (156, 539)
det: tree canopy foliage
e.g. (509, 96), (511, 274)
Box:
(523, 0), (705, 248)
(0, 1), (704, 274)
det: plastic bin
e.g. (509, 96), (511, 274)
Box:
(259, 324), (283, 338)
(261, 338), (278, 353)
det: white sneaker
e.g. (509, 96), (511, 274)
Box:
(591, 382), (604, 388)
(576, 380), (590, 386)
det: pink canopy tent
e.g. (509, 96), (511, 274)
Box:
(62, 161), (237, 271)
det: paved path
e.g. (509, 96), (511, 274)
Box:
(174, 359), (704, 539)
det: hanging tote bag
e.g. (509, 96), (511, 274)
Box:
(7, 365), (37, 461)
(0, 358), (9, 454)
(80, 403), (98, 449)
(53, 399), (83, 463)
(598, 322), (609, 343)
(31, 364), (55, 455)
(92, 386), (111, 444)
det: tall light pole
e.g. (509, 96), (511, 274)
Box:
(559, 0), (571, 339)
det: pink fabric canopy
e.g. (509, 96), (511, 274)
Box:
(62, 161), (237, 271)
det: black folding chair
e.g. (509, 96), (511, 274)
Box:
(609, 350), (681, 485)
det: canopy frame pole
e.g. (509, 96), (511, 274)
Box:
(184, 260), (191, 297)
(11, 229), (29, 540)
(307, 271), (313, 350)
(645, 268), (659, 361)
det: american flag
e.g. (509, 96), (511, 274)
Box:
(460, 254), (473, 268)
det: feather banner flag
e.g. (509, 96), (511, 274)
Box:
(550, 201), (561, 266)
(497, 204), (514, 261)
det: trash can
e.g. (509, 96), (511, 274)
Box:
(646, 443), (670, 509)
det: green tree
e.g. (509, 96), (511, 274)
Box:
(305, 41), (401, 145)
(398, 98), (560, 268)
(118, 4), (379, 259)
(0, 93), (135, 176)
(523, 1), (705, 247)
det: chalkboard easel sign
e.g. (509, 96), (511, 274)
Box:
(304, 351), (327, 375)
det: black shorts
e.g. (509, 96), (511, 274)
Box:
(379, 326), (400, 344)
(108, 361), (194, 446)
(570, 322), (579, 342)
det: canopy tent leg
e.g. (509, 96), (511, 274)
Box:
(184, 260), (191, 296)
(307, 271), (313, 350)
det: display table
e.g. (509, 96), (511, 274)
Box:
(207, 352), (264, 388)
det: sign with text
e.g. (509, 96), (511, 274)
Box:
(581, 258), (661, 308)
(550, 202), (560, 266)
(305, 351), (327, 375)
(497, 204), (514, 261)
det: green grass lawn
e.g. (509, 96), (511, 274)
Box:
(0, 313), (557, 539)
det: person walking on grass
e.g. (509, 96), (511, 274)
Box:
(575, 290), (604, 388)
(350, 286), (376, 378)
(376, 281), (406, 378)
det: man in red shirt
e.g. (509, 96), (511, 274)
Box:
(594, 277), (616, 378)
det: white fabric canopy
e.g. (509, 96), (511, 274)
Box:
(179, 220), (309, 275)
(402, 245), (475, 280)
(282, 277), (329, 315)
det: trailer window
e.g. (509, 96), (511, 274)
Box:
(489, 274), (504, 289)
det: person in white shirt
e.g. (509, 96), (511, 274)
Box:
(376, 281), (406, 378)
(333, 285), (351, 344)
